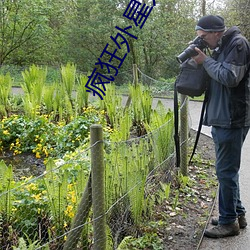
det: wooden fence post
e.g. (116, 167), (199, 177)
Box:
(91, 124), (106, 250)
(125, 64), (138, 109)
(133, 63), (138, 86)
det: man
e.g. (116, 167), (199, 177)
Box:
(192, 15), (250, 238)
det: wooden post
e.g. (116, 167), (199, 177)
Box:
(180, 94), (188, 176)
(125, 64), (138, 109)
(91, 124), (106, 250)
(133, 64), (138, 86)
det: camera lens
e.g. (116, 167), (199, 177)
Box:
(176, 44), (198, 63)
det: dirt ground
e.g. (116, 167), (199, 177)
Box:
(159, 130), (217, 250)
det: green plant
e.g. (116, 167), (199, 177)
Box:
(60, 63), (76, 102)
(43, 84), (56, 114)
(172, 190), (180, 210)
(13, 233), (49, 250)
(21, 65), (47, 118)
(145, 100), (174, 164)
(12, 176), (49, 241)
(178, 173), (191, 189)
(0, 106), (103, 158)
(0, 161), (15, 222)
(105, 136), (154, 240)
(129, 84), (153, 128)
(100, 83), (123, 128)
(157, 182), (171, 204)
(76, 74), (89, 113)
(0, 73), (12, 117)
(117, 233), (163, 250)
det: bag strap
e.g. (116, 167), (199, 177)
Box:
(188, 91), (208, 164)
(174, 80), (180, 168)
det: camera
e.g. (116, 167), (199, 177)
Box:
(176, 36), (208, 64)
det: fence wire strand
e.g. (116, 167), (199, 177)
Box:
(0, 67), (193, 250)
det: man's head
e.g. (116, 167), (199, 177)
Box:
(195, 15), (225, 49)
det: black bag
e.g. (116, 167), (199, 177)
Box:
(174, 58), (209, 168)
(175, 58), (209, 97)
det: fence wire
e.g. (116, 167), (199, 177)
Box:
(0, 67), (192, 249)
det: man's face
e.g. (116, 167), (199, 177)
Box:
(196, 30), (222, 49)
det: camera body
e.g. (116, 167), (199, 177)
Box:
(176, 36), (208, 64)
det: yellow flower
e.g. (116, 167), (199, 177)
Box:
(43, 147), (49, 157)
(12, 207), (17, 212)
(26, 183), (37, 191)
(3, 130), (9, 135)
(71, 195), (76, 204)
(36, 152), (41, 159)
(65, 205), (74, 218)
(32, 193), (42, 201)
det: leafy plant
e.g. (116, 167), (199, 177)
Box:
(0, 108), (103, 157)
(129, 84), (153, 131)
(117, 233), (163, 250)
(0, 73), (12, 117)
(158, 182), (171, 203)
(12, 176), (48, 241)
(145, 100), (175, 164)
(13, 236), (42, 250)
(21, 65), (47, 118)
(100, 83), (123, 128)
(76, 74), (89, 113)
(60, 63), (76, 103)
(43, 84), (56, 114)
(0, 161), (15, 222)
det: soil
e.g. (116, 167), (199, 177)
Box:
(158, 130), (217, 250)
(0, 152), (45, 180)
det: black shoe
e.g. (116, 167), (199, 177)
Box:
(211, 214), (247, 229)
(204, 222), (240, 238)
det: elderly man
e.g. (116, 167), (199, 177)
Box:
(192, 15), (250, 238)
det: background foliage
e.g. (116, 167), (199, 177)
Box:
(1, 0), (249, 83)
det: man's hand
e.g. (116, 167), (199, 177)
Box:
(192, 47), (207, 64)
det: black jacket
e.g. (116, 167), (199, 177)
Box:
(203, 26), (250, 128)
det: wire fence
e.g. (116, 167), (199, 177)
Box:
(0, 66), (191, 249)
